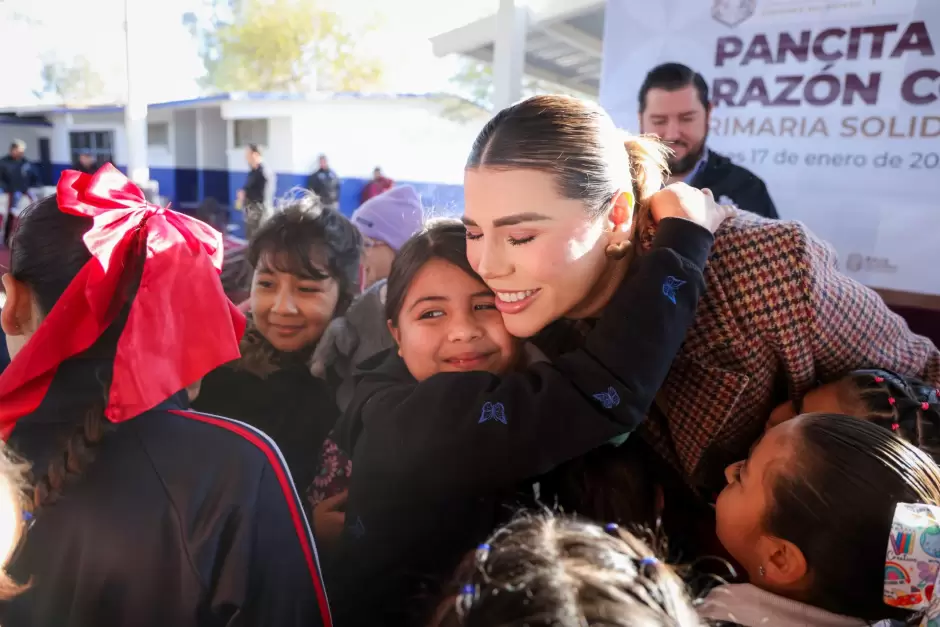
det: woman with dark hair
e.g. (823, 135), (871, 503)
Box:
(193, 191), (361, 497)
(0, 166), (331, 627)
(705, 413), (940, 625)
(461, 94), (940, 506)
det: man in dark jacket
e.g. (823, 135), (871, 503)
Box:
(638, 63), (778, 219)
(237, 144), (269, 238)
(239, 144), (268, 206)
(307, 154), (340, 211)
(0, 140), (39, 245)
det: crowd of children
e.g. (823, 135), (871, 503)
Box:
(0, 95), (936, 627)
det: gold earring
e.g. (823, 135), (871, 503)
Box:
(605, 241), (632, 260)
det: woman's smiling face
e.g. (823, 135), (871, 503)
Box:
(462, 168), (614, 338)
(249, 251), (340, 353)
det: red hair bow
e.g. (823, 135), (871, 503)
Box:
(0, 164), (246, 438)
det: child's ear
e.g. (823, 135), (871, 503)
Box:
(386, 319), (402, 356)
(1, 274), (33, 337)
(763, 537), (807, 588)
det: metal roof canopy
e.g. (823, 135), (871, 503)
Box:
(431, 0), (605, 97)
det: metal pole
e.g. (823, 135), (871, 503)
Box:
(124, 0), (149, 185)
(492, 0), (528, 111)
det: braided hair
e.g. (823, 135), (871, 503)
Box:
(9, 196), (142, 512)
(835, 369), (940, 462)
(429, 514), (702, 627)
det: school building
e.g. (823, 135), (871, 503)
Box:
(0, 92), (490, 225)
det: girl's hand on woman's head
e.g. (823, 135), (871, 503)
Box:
(649, 183), (734, 234)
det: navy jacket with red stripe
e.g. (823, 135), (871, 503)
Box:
(1, 359), (331, 627)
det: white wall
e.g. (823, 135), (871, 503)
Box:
(218, 97), (486, 183)
(147, 109), (174, 169)
(289, 99), (486, 183)
(28, 97), (487, 185)
(198, 106), (227, 170)
(172, 109), (198, 169)
(220, 100), (295, 174)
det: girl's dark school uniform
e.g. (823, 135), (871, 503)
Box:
(1, 359), (331, 627)
(331, 218), (714, 626)
(193, 317), (340, 495)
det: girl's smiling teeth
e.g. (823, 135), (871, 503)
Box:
(496, 289), (539, 303)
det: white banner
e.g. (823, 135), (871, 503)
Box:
(600, 0), (940, 297)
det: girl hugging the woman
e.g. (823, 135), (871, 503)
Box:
(326, 181), (729, 625)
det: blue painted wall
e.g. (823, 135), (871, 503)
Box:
(49, 164), (462, 237)
(226, 172), (464, 237)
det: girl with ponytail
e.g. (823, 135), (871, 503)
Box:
(462, 94), (939, 508)
(706, 413), (940, 626)
(0, 166), (331, 627)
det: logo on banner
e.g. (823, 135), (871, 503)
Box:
(711, 0), (757, 27)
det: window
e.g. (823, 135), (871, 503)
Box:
(147, 122), (170, 148)
(69, 131), (114, 168)
(234, 119), (268, 148)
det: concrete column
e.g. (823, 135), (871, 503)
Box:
(195, 108), (206, 201)
(492, 0), (528, 111)
(123, 0), (149, 185)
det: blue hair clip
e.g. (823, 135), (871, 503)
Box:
(640, 556), (659, 567)
(604, 522), (619, 533)
(22, 511), (33, 523)
(475, 542), (492, 566)
(456, 583), (478, 618)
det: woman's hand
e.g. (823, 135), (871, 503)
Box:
(649, 183), (734, 234)
(312, 490), (348, 546)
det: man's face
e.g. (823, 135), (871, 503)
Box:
(373, 169), (382, 180)
(10, 147), (23, 160)
(639, 85), (709, 175)
(79, 154), (94, 167)
(319, 157), (328, 170)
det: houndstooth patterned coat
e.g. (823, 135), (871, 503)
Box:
(640, 212), (940, 492)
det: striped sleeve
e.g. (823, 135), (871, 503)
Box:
(171, 410), (332, 627)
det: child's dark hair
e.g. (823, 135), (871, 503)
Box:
(767, 413), (940, 622)
(9, 196), (142, 512)
(385, 220), (482, 325)
(429, 514), (702, 627)
(247, 192), (362, 315)
(831, 369), (940, 462)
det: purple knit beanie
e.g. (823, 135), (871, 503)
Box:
(351, 186), (424, 251)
